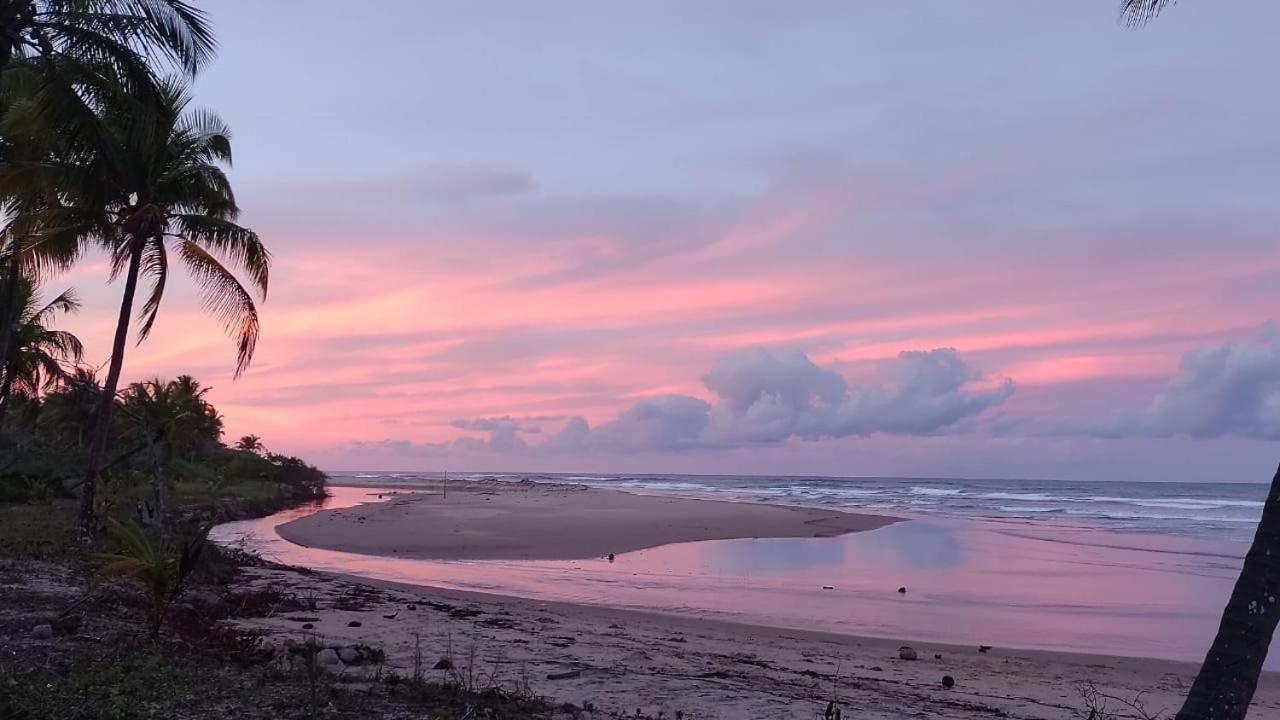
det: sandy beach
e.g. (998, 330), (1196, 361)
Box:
(276, 480), (898, 560)
(230, 563), (1280, 719)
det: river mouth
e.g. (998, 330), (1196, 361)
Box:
(212, 484), (1262, 667)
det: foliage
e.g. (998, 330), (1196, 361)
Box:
(93, 517), (210, 639)
(0, 275), (82, 408)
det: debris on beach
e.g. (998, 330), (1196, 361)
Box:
(821, 585), (835, 590)
(897, 586), (907, 594)
(942, 675), (956, 688)
(898, 646), (918, 660)
(978, 645), (993, 653)
(547, 669), (583, 680)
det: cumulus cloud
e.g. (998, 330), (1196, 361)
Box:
(544, 348), (1012, 453)
(1095, 328), (1280, 439)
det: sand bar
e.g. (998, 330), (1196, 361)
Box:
(276, 480), (898, 560)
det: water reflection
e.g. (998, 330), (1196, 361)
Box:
(211, 486), (1271, 666)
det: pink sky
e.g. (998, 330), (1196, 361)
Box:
(44, 1), (1280, 482)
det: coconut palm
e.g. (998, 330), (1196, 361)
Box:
(0, 274), (81, 423)
(49, 78), (269, 541)
(234, 433), (263, 455)
(0, 1), (214, 75)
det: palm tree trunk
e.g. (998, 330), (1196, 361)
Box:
(0, 247), (21, 430)
(77, 238), (144, 543)
(0, 360), (14, 428)
(1176, 463), (1280, 720)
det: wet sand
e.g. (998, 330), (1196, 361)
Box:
(232, 563), (1280, 720)
(276, 480), (898, 560)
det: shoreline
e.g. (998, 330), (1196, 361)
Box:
(276, 479), (900, 561)
(212, 480), (1280, 717)
(229, 561), (1280, 719)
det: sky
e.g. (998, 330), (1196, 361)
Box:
(51, 0), (1280, 482)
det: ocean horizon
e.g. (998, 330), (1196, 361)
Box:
(327, 470), (1269, 544)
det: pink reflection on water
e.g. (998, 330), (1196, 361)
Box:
(212, 486), (1260, 665)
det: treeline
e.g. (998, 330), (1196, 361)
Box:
(0, 2), (292, 539)
(0, 369), (324, 521)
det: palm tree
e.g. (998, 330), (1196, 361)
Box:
(0, 1), (214, 396)
(234, 433), (263, 455)
(120, 374), (220, 521)
(0, 1), (214, 75)
(53, 78), (269, 542)
(0, 274), (81, 423)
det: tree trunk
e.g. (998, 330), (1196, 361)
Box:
(0, 247), (21, 430)
(0, 359), (14, 428)
(1176, 463), (1280, 720)
(77, 238), (144, 544)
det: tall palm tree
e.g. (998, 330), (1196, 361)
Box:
(0, 1), (214, 395)
(0, 274), (81, 423)
(46, 78), (269, 542)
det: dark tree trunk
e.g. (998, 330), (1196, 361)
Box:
(0, 360), (14, 428)
(0, 248), (21, 430)
(77, 238), (144, 543)
(1176, 463), (1280, 720)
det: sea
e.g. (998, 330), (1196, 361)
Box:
(213, 471), (1276, 664)
(328, 471), (1268, 544)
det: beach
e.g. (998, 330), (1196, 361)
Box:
(232, 562), (1278, 720)
(212, 480), (1280, 718)
(275, 479), (898, 560)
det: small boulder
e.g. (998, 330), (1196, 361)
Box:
(338, 647), (360, 664)
(317, 648), (341, 666)
(31, 624), (53, 639)
(942, 675), (956, 688)
(897, 587), (907, 594)
(898, 646), (917, 661)
(347, 620), (362, 628)
(301, 623), (315, 630)
(433, 658), (454, 670)
(934, 653), (942, 660)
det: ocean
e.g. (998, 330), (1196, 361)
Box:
(329, 471), (1268, 544)
(215, 473), (1277, 664)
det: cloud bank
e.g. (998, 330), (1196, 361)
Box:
(1096, 328), (1280, 440)
(541, 348), (1014, 453)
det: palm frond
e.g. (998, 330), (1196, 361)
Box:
(172, 214), (268, 297)
(1120, 0), (1176, 27)
(136, 238), (167, 340)
(176, 239), (259, 376)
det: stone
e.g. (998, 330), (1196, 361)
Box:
(934, 653), (942, 660)
(898, 646), (917, 661)
(31, 624), (53, 639)
(897, 587), (907, 594)
(347, 620), (362, 627)
(433, 658), (454, 670)
(339, 647), (360, 664)
(978, 645), (992, 653)
(302, 623), (315, 630)
(942, 675), (956, 688)
(317, 648), (341, 666)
